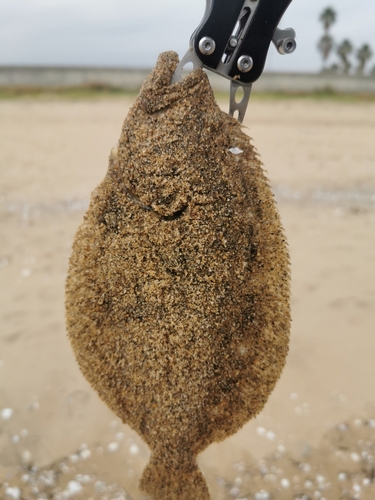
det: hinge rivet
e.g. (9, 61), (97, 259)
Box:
(198, 37), (216, 56)
(237, 55), (253, 72)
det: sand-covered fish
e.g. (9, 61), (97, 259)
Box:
(65, 51), (290, 500)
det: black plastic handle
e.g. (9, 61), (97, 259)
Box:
(229, 0), (294, 83)
(193, 0), (244, 69)
(192, 0), (294, 84)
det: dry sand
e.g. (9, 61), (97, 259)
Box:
(0, 94), (375, 499)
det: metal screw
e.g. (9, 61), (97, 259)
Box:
(229, 37), (238, 48)
(198, 37), (216, 56)
(278, 37), (297, 55)
(237, 55), (253, 72)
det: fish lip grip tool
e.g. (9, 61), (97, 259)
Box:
(172, 0), (297, 123)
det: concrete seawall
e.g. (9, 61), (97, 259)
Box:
(1, 65), (375, 94)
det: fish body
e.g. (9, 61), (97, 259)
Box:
(65, 52), (290, 500)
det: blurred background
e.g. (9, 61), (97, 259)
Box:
(1, 1), (375, 499)
(1, 0), (375, 73)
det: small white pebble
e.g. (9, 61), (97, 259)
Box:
(95, 481), (107, 494)
(234, 477), (242, 486)
(5, 487), (20, 499)
(281, 478), (290, 488)
(300, 463), (311, 473)
(351, 452), (361, 463)
(304, 480), (313, 489)
(352, 484), (361, 493)
(67, 480), (83, 495)
(11, 435), (20, 443)
(266, 430), (276, 441)
(76, 474), (91, 484)
(1, 408), (13, 420)
(354, 419), (362, 427)
(234, 462), (245, 473)
(21, 268), (31, 277)
(21, 450), (32, 463)
(69, 454), (79, 464)
(254, 491), (270, 500)
(256, 426), (266, 436)
(107, 441), (120, 453)
(277, 444), (286, 454)
(259, 465), (268, 475)
(116, 432), (125, 441)
(338, 422), (349, 432)
(129, 443), (139, 455)
(338, 472), (347, 481)
(290, 393), (298, 401)
(80, 449), (91, 460)
(313, 491), (322, 499)
(367, 419), (375, 428)
(21, 474), (30, 483)
(230, 486), (240, 497)
(20, 429), (28, 437)
(363, 478), (371, 486)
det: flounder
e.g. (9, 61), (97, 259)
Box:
(65, 51), (290, 500)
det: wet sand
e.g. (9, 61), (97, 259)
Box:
(1, 96), (375, 499)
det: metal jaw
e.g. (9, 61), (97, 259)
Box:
(171, 48), (203, 84)
(229, 81), (252, 123)
(172, 48), (253, 124)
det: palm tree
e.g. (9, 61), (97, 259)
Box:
(319, 7), (337, 34)
(356, 44), (373, 75)
(318, 7), (337, 69)
(337, 39), (353, 74)
(318, 34), (334, 70)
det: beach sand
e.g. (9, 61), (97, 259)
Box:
(0, 95), (374, 499)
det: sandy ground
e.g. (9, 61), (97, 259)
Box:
(0, 95), (375, 500)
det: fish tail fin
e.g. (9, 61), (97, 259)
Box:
(139, 449), (210, 500)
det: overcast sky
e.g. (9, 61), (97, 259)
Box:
(1, 0), (375, 73)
